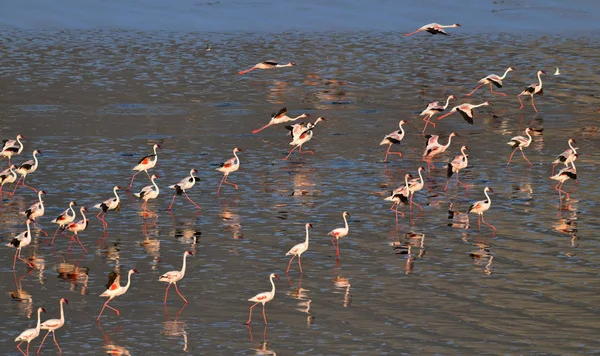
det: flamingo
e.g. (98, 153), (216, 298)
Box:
(168, 169), (202, 210)
(50, 201), (77, 244)
(159, 251), (193, 304)
(518, 70), (546, 112)
(466, 67), (516, 96)
(245, 273), (280, 325)
(552, 139), (578, 175)
(126, 144), (160, 191)
(37, 298), (68, 354)
(328, 212), (350, 259)
(93, 185), (121, 230)
(0, 164), (17, 197)
(445, 145), (469, 192)
(238, 61), (296, 75)
(96, 269), (139, 321)
(14, 307), (46, 356)
(507, 127), (534, 166)
(468, 187), (496, 231)
(423, 132), (458, 170)
(550, 161), (577, 200)
(437, 102), (490, 125)
(252, 108), (310, 134)
(6, 219), (35, 270)
(285, 223), (313, 275)
(379, 120), (408, 162)
(407, 166), (425, 210)
(283, 117), (326, 160)
(134, 174), (160, 211)
(216, 147), (242, 194)
(384, 173), (411, 222)
(1, 134), (25, 167)
(12, 149), (41, 194)
(404, 23), (461, 36)
(65, 207), (89, 252)
(420, 95), (455, 133)
(23, 190), (47, 236)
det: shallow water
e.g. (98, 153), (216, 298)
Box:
(1, 15), (600, 356)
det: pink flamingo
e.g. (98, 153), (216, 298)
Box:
(134, 174), (160, 211)
(466, 67), (516, 96)
(445, 145), (469, 192)
(97, 269), (139, 321)
(468, 187), (496, 231)
(407, 167), (425, 211)
(437, 102), (490, 125)
(239, 61), (295, 75)
(507, 127), (533, 166)
(285, 223), (313, 275)
(126, 144), (160, 190)
(550, 161), (577, 201)
(384, 173), (411, 222)
(423, 133), (458, 170)
(93, 185), (121, 230)
(283, 117), (326, 160)
(552, 139), (578, 175)
(6, 219), (35, 270)
(159, 251), (193, 304)
(252, 108), (310, 134)
(379, 120), (408, 162)
(328, 212), (350, 259)
(420, 95), (455, 133)
(518, 70), (546, 112)
(404, 23), (461, 36)
(216, 147), (242, 194)
(13, 149), (41, 195)
(1, 134), (25, 167)
(64, 206), (89, 252)
(168, 169), (202, 210)
(50, 201), (76, 245)
(0, 164), (17, 197)
(37, 298), (68, 354)
(23, 190), (47, 236)
(245, 273), (280, 325)
(14, 307), (46, 356)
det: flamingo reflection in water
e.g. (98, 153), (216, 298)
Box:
(470, 244), (494, 275)
(9, 270), (33, 318)
(162, 304), (188, 352)
(286, 275), (311, 315)
(332, 271), (352, 308)
(247, 324), (276, 356)
(97, 321), (131, 356)
(56, 258), (89, 295)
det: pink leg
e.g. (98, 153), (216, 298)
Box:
(481, 214), (496, 231)
(51, 331), (61, 354)
(478, 215), (481, 231)
(520, 149), (533, 166)
(145, 170), (152, 181)
(106, 304), (120, 316)
(17, 249), (34, 268)
(167, 194), (177, 210)
(444, 178), (451, 192)
(50, 226), (62, 245)
(282, 146), (298, 160)
(507, 148), (518, 166)
(184, 191), (202, 210)
(410, 194), (423, 211)
(422, 115), (436, 134)
(286, 256), (295, 275)
(518, 94), (524, 110)
(223, 176), (238, 189)
(21, 176), (37, 193)
(456, 172), (469, 190)
(33, 222), (48, 236)
(331, 237), (340, 257)
(17, 341), (26, 356)
(216, 174), (226, 194)
(551, 164), (556, 176)
(262, 304), (268, 324)
(555, 182), (570, 200)
(126, 171), (140, 191)
(164, 283), (171, 304)
(67, 235), (75, 251)
(489, 83), (506, 96)
(298, 255), (303, 274)
(11, 177), (22, 196)
(298, 146), (314, 154)
(74, 233), (87, 252)
(174, 282), (188, 304)
(96, 299), (112, 321)
(12, 249), (18, 270)
(531, 96), (538, 112)
(37, 330), (51, 354)
(466, 83), (485, 96)
(383, 145), (391, 162)
(252, 123), (272, 134)
(245, 303), (258, 325)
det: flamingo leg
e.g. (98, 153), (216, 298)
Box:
(481, 214), (496, 231)
(50, 226), (63, 245)
(383, 145), (391, 162)
(297, 255), (303, 274)
(298, 146), (314, 154)
(105, 304), (120, 316)
(174, 282), (188, 304)
(507, 147), (518, 166)
(74, 233), (87, 252)
(517, 94), (524, 110)
(245, 303), (258, 325)
(555, 182), (570, 200)
(96, 299), (111, 321)
(37, 330), (51, 354)
(531, 96), (538, 112)
(216, 174), (227, 194)
(520, 149), (533, 166)
(489, 83), (506, 96)
(262, 303), (268, 324)
(282, 146), (298, 160)
(404, 30), (422, 36)
(51, 331), (61, 354)
(12, 249), (18, 270)
(410, 194), (423, 211)
(223, 176), (238, 189)
(466, 83), (485, 96)
(17, 341), (26, 356)
(285, 255), (295, 275)
(478, 214), (482, 231)
(145, 170), (152, 181)
(444, 178), (450, 192)
(33, 222), (48, 236)
(238, 67), (256, 75)
(17, 249), (33, 268)
(164, 284), (171, 304)
(11, 176), (22, 196)
(551, 164), (556, 176)
(422, 115), (436, 134)
(456, 172), (469, 190)
(126, 171), (140, 191)
(167, 193), (177, 210)
(21, 176), (37, 193)
(184, 191), (202, 210)
(252, 122), (272, 134)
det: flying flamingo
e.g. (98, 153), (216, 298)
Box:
(466, 67), (516, 96)
(93, 185), (121, 230)
(65, 206), (89, 252)
(97, 269), (139, 321)
(23, 190), (47, 236)
(50, 201), (77, 244)
(468, 187), (496, 231)
(12, 149), (41, 195)
(507, 127), (534, 166)
(1, 134), (25, 167)
(159, 251), (193, 304)
(14, 306), (46, 356)
(384, 173), (411, 222)
(37, 298), (68, 354)
(6, 219), (35, 270)
(216, 147), (242, 194)
(328, 212), (350, 259)
(445, 145), (469, 192)
(126, 144), (160, 191)
(437, 102), (490, 125)
(552, 139), (578, 175)
(407, 166), (425, 210)
(379, 120), (408, 162)
(550, 161), (577, 200)
(285, 223), (313, 275)
(168, 169), (202, 210)
(252, 108), (310, 134)
(134, 174), (160, 211)
(0, 164), (17, 197)
(404, 23), (461, 36)
(518, 70), (546, 112)
(238, 61), (296, 75)
(283, 117), (325, 160)
(245, 273), (280, 325)
(423, 132), (458, 170)
(420, 95), (455, 133)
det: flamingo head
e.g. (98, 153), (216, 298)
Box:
(449, 132), (459, 138)
(300, 113), (310, 119)
(17, 134), (25, 139)
(185, 251), (194, 257)
(40, 307), (47, 314)
(400, 119), (409, 125)
(273, 274), (281, 280)
(418, 166), (425, 172)
(462, 145), (470, 152)
(453, 23), (461, 27)
(39, 190), (47, 196)
(485, 187), (494, 194)
(314, 117), (326, 125)
(82, 206), (88, 212)
(484, 101), (491, 106)
(449, 95), (457, 100)
(61, 298), (69, 305)
(539, 70), (547, 75)
(509, 67), (516, 71)
(525, 127), (534, 133)
(34, 149), (42, 155)
(151, 174), (160, 180)
(27, 218), (35, 224)
(289, 62), (297, 66)
(131, 269), (139, 275)
(192, 169), (199, 174)
(114, 186), (122, 190)
(306, 223), (313, 229)
(569, 138), (576, 144)
(234, 147), (243, 153)
(9, 165), (16, 169)
(343, 211), (351, 218)
(154, 144), (161, 150)
(70, 201), (77, 207)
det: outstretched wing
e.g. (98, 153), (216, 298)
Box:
(105, 271), (119, 289)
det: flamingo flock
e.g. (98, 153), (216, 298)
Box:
(5, 20), (585, 355)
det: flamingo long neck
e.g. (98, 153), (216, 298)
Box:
(153, 145), (159, 156)
(59, 300), (65, 324)
(123, 271), (133, 292)
(113, 187), (120, 203)
(9, 165), (15, 176)
(472, 103), (488, 109)
(417, 169), (424, 185)
(80, 208), (87, 222)
(276, 63), (292, 68)
(570, 161), (576, 170)
(269, 275), (277, 295)
(537, 71), (543, 87)
(68, 203), (76, 219)
(484, 189), (492, 204)
(398, 121), (405, 135)
(568, 141), (577, 154)
(499, 68), (512, 80)
(36, 308), (43, 332)
(26, 220), (32, 240)
(180, 254), (188, 276)
(444, 135), (454, 150)
(293, 114), (306, 121)
(152, 176), (159, 194)
(404, 175), (410, 195)
(16, 137), (24, 154)
(304, 225), (310, 246)
(233, 149), (239, 164)
(525, 130), (532, 144)
(343, 214), (349, 232)
(461, 147), (468, 159)
(37, 191), (44, 205)
(32, 152), (39, 169)
(443, 96), (453, 109)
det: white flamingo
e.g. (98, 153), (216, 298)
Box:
(159, 251), (193, 304)
(14, 307), (46, 356)
(285, 223), (313, 275)
(328, 212), (350, 259)
(37, 298), (68, 354)
(245, 273), (280, 325)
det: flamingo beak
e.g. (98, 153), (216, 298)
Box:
(64, 299), (69, 304)
(308, 223), (313, 228)
(274, 274), (281, 280)
(133, 269), (139, 274)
